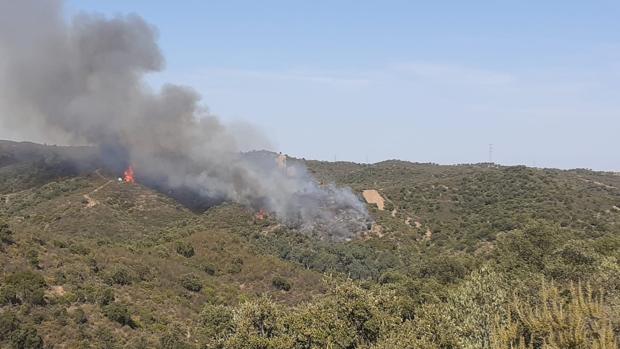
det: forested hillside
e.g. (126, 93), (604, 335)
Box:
(1, 141), (618, 348)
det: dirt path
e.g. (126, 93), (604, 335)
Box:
(362, 189), (385, 210)
(83, 194), (97, 208)
(94, 169), (107, 180)
(83, 181), (112, 208)
(424, 229), (432, 240)
(3, 188), (35, 206)
(578, 177), (617, 190)
(83, 170), (113, 208)
(4, 192), (18, 205)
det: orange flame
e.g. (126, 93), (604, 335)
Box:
(123, 166), (135, 184)
(255, 208), (267, 220)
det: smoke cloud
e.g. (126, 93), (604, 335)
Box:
(0, 0), (370, 240)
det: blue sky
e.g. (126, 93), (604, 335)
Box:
(66, 1), (620, 170)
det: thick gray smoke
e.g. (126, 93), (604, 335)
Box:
(0, 0), (369, 240)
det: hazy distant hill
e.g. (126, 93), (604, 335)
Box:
(1, 141), (618, 348)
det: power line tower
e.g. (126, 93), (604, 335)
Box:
(488, 143), (493, 165)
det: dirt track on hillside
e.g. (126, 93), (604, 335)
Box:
(83, 170), (113, 208)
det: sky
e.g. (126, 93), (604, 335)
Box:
(64, 1), (619, 170)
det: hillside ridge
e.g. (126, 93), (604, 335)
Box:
(1, 140), (618, 348)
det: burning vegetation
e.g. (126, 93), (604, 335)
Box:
(255, 208), (267, 221)
(123, 166), (135, 184)
(0, 0), (371, 240)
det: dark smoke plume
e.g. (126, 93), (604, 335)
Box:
(0, 0), (369, 240)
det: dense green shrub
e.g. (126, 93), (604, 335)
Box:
(203, 263), (217, 276)
(10, 325), (43, 349)
(224, 297), (288, 348)
(271, 276), (291, 291)
(0, 220), (14, 246)
(105, 266), (133, 285)
(71, 308), (87, 324)
(175, 241), (195, 258)
(68, 244), (90, 256)
(51, 240), (67, 248)
(3, 271), (46, 305)
(492, 283), (618, 349)
(97, 288), (115, 306)
(25, 250), (39, 268)
(226, 262), (242, 274)
(0, 311), (19, 340)
(160, 327), (192, 349)
(94, 327), (117, 348)
(0, 285), (19, 306)
(224, 257), (244, 274)
(378, 271), (404, 285)
(180, 274), (202, 292)
(200, 304), (234, 339)
(103, 303), (134, 327)
(87, 257), (99, 273)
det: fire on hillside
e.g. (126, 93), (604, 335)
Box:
(123, 166), (135, 184)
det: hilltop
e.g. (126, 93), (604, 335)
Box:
(0, 141), (618, 348)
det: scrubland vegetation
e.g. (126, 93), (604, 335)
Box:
(0, 142), (619, 348)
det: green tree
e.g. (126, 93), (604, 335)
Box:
(3, 271), (46, 305)
(103, 303), (134, 328)
(377, 266), (510, 349)
(224, 297), (292, 349)
(200, 303), (234, 340)
(10, 325), (43, 349)
(0, 220), (14, 246)
(284, 280), (402, 349)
